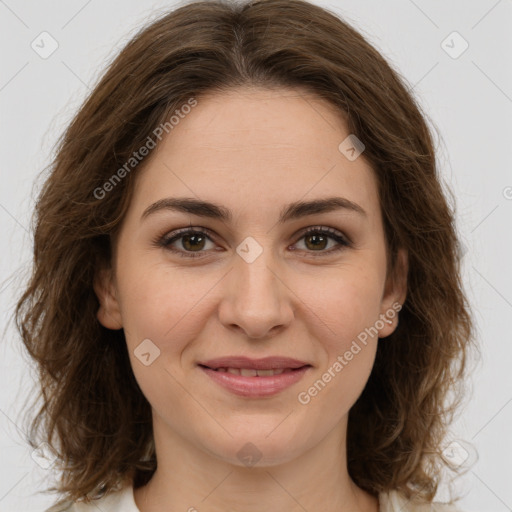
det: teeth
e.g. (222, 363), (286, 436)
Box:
(240, 368), (258, 377)
(256, 369), (277, 376)
(215, 368), (289, 376)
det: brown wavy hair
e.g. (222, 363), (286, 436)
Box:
(15, 0), (477, 507)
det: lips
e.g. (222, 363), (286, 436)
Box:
(198, 356), (311, 398)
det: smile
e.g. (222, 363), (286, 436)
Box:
(198, 357), (312, 398)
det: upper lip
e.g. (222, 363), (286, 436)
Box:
(198, 356), (310, 370)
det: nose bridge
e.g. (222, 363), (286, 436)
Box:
(239, 244), (279, 295)
(218, 237), (293, 338)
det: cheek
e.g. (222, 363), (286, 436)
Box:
(301, 261), (384, 346)
(296, 284), (381, 418)
(116, 263), (217, 357)
(114, 266), (207, 411)
(293, 262), (383, 401)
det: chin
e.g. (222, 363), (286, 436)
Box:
(202, 428), (313, 469)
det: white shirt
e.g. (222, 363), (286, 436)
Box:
(45, 484), (464, 511)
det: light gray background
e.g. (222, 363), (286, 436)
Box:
(1, 1), (511, 511)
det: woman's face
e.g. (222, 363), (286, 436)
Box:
(95, 86), (406, 467)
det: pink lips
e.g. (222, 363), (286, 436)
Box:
(198, 356), (311, 398)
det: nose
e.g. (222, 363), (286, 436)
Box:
(217, 246), (294, 340)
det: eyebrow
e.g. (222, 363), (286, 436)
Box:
(141, 196), (366, 223)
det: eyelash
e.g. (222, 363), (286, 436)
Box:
(155, 225), (351, 259)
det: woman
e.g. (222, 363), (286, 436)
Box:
(16, 0), (476, 510)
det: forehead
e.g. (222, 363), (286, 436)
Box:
(131, 86), (380, 223)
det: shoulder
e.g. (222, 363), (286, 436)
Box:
(379, 490), (464, 512)
(44, 485), (139, 512)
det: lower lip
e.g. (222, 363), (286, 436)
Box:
(200, 366), (310, 398)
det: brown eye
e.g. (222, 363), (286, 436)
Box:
(159, 228), (216, 258)
(293, 227), (350, 256)
(304, 233), (329, 251)
(180, 233), (207, 252)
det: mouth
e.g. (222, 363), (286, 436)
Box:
(197, 356), (312, 397)
(200, 366), (303, 376)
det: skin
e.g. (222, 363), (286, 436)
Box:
(94, 86), (407, 512)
